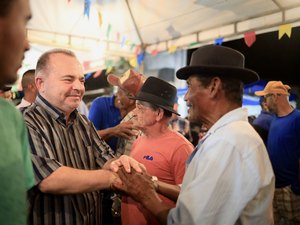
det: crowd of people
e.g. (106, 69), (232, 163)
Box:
(1, 1), (300, 225)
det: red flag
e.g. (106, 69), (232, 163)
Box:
(244, 31), (256, 47)
(151, 49), (158, 56)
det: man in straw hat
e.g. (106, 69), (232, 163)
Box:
(255, 81), (300, 225)
(89, 69), (144, 152)
(119, 76), (193, 225)
(113, 45), (275, 225)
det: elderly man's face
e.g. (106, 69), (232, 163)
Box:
(0, 0), (31, 87)
(37, 53), (85, 115)
(184, 75), (210, 124)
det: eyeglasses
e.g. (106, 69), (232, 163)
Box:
(264, 93), (274, 99)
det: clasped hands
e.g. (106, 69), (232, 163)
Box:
(108, 155), (158, 203)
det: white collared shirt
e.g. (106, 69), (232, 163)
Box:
(168, 108), (275, 225)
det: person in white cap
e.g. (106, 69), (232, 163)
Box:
(255, 80), (300, 225)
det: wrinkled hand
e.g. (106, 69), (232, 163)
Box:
(112, 167), (157, 204)
(109, 155), (147, 174)
(114, 121), (139, 139)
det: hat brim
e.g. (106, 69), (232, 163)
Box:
(130, 95), (180, 116)
(254, 90), (267, 96)
(107, 74), (121, 87)
(176, 65), (259, 85)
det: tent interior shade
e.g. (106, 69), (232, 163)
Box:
(27, 0), (300, 55)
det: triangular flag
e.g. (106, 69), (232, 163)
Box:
(97, 12), (102, 27)
(214, 37), (223, 45)
(189, 42), (200, 47)
(129, 57), (137, 68)
(120, 36), (126, 48)
(151, 49), (158, 56)
(244, 31), (256, 47)
(83, 0), (91, 18)
(130, 44), (135, 52)
(278, 24), (292, 40)
(135, 45), (141, 55)
(83, 61), (90, 70)
(168, 45), (177, 53)
(106, 24), (111, 39)
(137, 53), (145, 65)
(106, 67), (113, 75)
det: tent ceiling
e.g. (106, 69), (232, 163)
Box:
(27, 0), (300, 57)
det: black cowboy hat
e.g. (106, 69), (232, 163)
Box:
(176, 45), (259, 84)
(130, 76), (180, 116)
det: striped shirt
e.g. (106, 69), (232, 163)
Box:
(24, 95), (115, 225)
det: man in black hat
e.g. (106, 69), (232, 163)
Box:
(120, 76), (193, 225)
(113, 45), (275, 225)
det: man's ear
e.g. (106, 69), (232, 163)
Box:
(208, 77), (222, 98)
(35, 77), (44, 93)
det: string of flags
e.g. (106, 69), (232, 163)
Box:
(67, 0), (294, 68)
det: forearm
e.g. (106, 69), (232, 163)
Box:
(38, 166), (116, 194)
(97, 127), (116, 140)
(141, 194), (171, 225)
(156, 181), (181, 202)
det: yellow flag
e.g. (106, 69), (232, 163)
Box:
(129, 57), (137, 68)
(278, 24), (292, 39)
(168, 45), (177, 53)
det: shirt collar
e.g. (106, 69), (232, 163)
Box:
(35, 94), (78, 123)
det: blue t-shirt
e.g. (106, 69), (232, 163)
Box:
(88, 96), (121, 151)
(253, 110), (274, 131)
(267, 109), (300, 194)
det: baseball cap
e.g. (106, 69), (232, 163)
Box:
(255, 81), (291, 96)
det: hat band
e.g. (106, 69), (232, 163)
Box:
(136, 92), (174, 108)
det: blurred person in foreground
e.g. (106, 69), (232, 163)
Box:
(121, 77), (193, 225)
(23, 48), (144, 225)
(0, 85), (13, 101)
(113, 45), (275, 225)
(0, 0), (35, 225)
(255, 81), (300, 225)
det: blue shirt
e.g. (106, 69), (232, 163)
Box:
(253, 110), (274, 131)
(88, 96), (121, 151)
(267, 109), (300, 193)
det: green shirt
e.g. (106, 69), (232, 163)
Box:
(0, 99), (34, 225)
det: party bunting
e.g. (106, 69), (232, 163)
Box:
(120, 36), (126, 48)
(106, 24), (112, 39)
(84, 0), (91, 18)
(168, 45), (177, 53)
(278, 24), (292, 40)
(129, 56), (137, 67)
(214, 37), (223, 45)
(98, 12), (102, 27)
(137, 53), (145, 65)
(151, 49), (158, 56)
(135, 45), (141, 55)
(244, 31), (256, 47)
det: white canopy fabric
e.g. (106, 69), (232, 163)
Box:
(23, 0), (300, 73)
